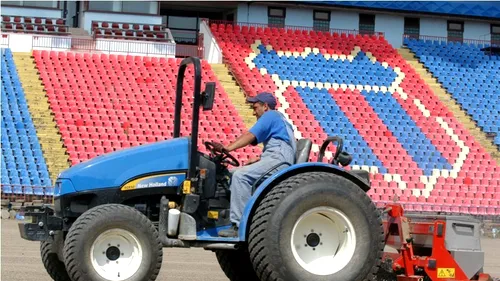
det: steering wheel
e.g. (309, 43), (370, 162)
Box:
(204, 141), (240, 167)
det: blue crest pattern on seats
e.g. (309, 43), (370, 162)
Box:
(254, 45), (397, 87)
(1, 48), (52, 196)
(252, 43), (454, 175)
(404, 38), (500, 148)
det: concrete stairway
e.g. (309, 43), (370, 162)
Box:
(12, 52), (70, 183)
(398, 47), (500, 164)
(211, 63), (256, 130)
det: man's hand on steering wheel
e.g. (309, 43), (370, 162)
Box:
(211, 142), (227, 153)
(205, 141), (240, 167)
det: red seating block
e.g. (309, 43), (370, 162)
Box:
(36, 50), (259, 168)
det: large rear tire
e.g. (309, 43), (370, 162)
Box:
(215, 248), (260, 281)
(41, 237), (71, 281)
(63, 204), (163, 281)
(248, 172), (384, 281)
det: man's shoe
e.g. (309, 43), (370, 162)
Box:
(218, 224), (238, 237)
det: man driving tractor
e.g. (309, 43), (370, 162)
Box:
(212, 92), (297, 237)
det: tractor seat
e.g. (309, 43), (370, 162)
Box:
(295, 138), (312, 164)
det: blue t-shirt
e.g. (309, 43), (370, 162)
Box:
(249, 111), (291, 146)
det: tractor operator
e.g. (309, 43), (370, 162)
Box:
(212, 92), (297, 237)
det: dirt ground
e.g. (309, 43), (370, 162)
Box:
(1, 219), (499, 281)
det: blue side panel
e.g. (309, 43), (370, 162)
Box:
(253, 46), (397, 87)
(196, 225), (239, 242)
(58, 137), (190, 194)
(302, 1), (500, 19)
(361, 90), (452, 175)
(296, 87), (387, 172)
(237, 162), (346, 241)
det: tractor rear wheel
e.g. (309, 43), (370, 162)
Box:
(215, 248), (260, 281)
(248, 172), (384, 281)
(63, 204), (163, 281)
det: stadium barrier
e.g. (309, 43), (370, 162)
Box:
(205, 19), (385, 38)
(1, 34), (9, 47)
(30, 34), (203, 58)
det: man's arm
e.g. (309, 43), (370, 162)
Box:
(225, 131), (256, 152)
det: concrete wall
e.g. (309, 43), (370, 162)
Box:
(330, 11), (358, 31)
(464, 21), (491, 41)
(420, 17), (448, 38)
(199, 20), (222, 63)
(232, 4), (495, 46)
(376, 14), (404, 48)
(285, 8), (313, 27)
(236, 3), (268, 24)
(1, 6), (62, 19)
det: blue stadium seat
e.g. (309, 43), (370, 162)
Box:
(1, 48), (53, 197)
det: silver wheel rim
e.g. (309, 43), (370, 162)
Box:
(291, 207), (356, 275)
(90, 228), (143, 280)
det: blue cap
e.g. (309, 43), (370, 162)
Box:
(246, 92), (277, 109)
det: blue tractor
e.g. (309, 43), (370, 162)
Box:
(19, 57), (384, 281)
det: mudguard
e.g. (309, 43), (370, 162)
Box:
(237, 162), (371, 241)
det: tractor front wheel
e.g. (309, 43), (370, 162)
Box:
(40, 236), (71, 281)
(248, 172), (384, 281)
(63, 204), (163, 281)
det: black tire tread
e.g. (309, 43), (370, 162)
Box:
(248, 172), (385, 281)
(215, 249), (260, 281)
(63, 204), (163, 281)
(40, 240), (71, 281)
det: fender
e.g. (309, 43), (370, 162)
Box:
(238, 162), (371, 241)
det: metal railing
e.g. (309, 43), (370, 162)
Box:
(403, 34), (499, 47)
(206, 19), (385, 38)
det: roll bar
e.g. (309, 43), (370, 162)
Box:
(174, 57), (215, 179)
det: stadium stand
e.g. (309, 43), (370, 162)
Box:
(1, 48), (52, 199)
(33, 50), (261, 166)
(404, 37), (500, 148)
(1, 15), (69, 34)
(91, 20), (171, 41)
(209, 22), (500, 215)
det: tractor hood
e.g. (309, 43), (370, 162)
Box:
(58, 137), (190, 193)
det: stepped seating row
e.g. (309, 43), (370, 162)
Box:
(34, 50), (261, 166)
(1, 15), (68, 34)
(404, 37), (500, 147)
(92, 21), (170, 41)
(1, 48), (52, 198)
(210, 23), (500, 215)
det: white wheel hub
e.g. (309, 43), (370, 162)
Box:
(291, 207), (356, 276)
(90, 228), (143, 280)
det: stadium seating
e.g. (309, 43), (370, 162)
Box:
(91, 21), (171, 41)
(1, 48), (52, 198)
(209, 23), (500, 215)
(33, 50), (261, 166)
(404, 37), (500, 148)
(1, 15), (69, 34)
